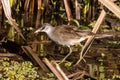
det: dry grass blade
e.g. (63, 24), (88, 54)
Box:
(22, 46), (49, 72)
(52, 62), (69, 80)
(24, 0), (30, 12)
(76, 10), (106, 65)
(75, 0), (80, 20)
(35, 0), (42, 28)
(99, 0), (120, 18)
(0, 53), (23, 60)
(1, 0), (26, 41)
(43, 58), (69, 80)
(76, 0), (118, 65)
(63, 0), (73, 21)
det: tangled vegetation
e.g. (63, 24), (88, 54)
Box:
(0, 0), (120, 80)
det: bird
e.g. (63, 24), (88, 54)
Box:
(35, 23), (94, 64)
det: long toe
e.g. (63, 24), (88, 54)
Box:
(75, 53), (86, 65)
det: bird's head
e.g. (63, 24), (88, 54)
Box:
(35, 23), (53, 34)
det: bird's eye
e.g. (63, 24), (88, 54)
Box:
(41, 26), (45, 30)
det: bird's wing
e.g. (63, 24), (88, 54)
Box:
(75, 30), (94, 36)
(67, 25), (94, 36)
(53, 25), (82, 39)
(56, 25), (94, 38)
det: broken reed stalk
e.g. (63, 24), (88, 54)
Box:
(35, 0), (42, 28)
(76, 0), (118, 64)
(63, 0), (73, 21)
(75, 0), (80, 20)
(43, 58), (69, 80)
(22, 46), (49, 72)
(1, 0), (26, 41)
(75, 9), (106, 65)
(99, 0), (120, 19)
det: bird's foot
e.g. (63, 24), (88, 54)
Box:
(59, 52), (72, 64)
(58, 46), (72, 64)
(51, 60), (61, 63)
(75, 54), (86, 65)
(75, 57), (86, 65)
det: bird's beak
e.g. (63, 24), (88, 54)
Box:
(34, 28), (42, 33)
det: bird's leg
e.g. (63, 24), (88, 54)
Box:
(75, 43), (86, 65)
(59, 46), (72, 64)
